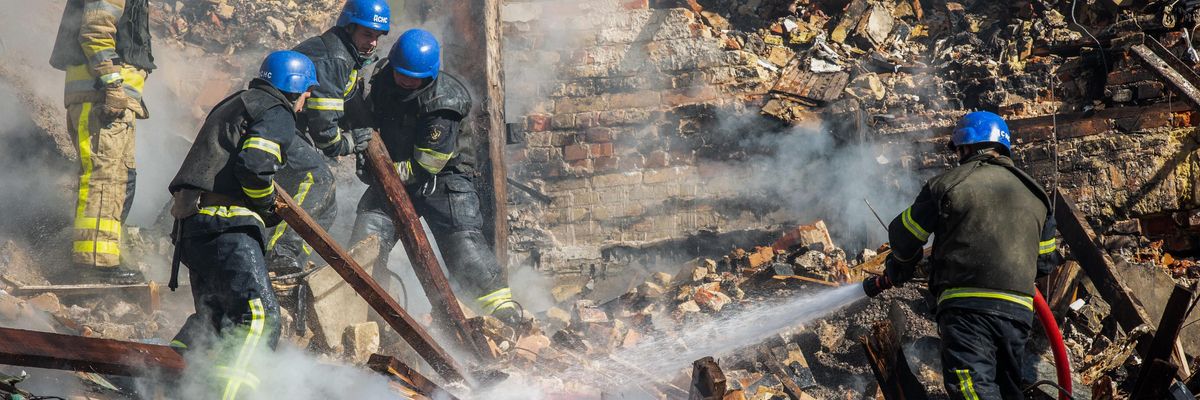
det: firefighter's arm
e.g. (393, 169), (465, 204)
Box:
(304, 59), (353, 157)
(386, 113), (461, 186)
(1036, 214), (1062, 278)
(78, 0), (125, 83)
(884, 185), (938, 285)
(234, 107), (294, 218)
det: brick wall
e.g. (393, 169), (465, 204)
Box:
(501, 0), (784, 273)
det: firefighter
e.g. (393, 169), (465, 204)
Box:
(862, 111), (1061, 399)
(50, 0), (155, 284)
(353, 29), (521, 324)
(166, 51), (317, 400)
(264, 0), (389, 273)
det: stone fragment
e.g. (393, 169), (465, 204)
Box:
(343, 321), (380, 365)
(772, 220), (835, 252)
(515, 334), (551, 363)
(546, 306), (571, 328)
(27, 293), (62, 314)
(638, 281), (666, 299)
(574, 300), (609, 323)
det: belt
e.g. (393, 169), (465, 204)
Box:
(199, 192), (248, 208)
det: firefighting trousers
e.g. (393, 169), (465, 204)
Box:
(350, 173), (512, 315)
(68, 103), (136, 268)
(172, 224), (280, 400)
(265, 144), (336, 269)
(937, 307), (1036, 400)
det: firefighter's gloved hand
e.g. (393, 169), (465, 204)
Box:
(350, 128), (372, 154)
(249, 196), (283, 228)
(355, 153), (373, 185)
(862, 275), (894, 298)
(100, 84), (129, 120)
(320, 134), (354, 158)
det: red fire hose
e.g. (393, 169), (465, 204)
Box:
(1034, 289), (1072, 400)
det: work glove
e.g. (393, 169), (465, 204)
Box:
(862, 275), (894, 298)
(350, 128), (373, 154)
(248, 194), (283, 228)
(320, 133), (354, 158)
(100, 84), (129, 120)
(355, 153), (374, 185)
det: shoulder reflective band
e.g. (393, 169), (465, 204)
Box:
(241, 137), (282, 163)
(901, 207), (930, 242)
(306, 97), (345, 111)
(343, 69), (359, 97)
(414, 147), (453, 173)
(938, 287), (1034, 311)
(242, 184), (274, 199)
(1039, 238), (1056, 255)
(198, 206), (265, 226)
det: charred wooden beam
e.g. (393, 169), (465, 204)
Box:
(273, 185), (469, 384)
(1128, 36), (1200, 112)
(688, 356), (726, 400)
(0, 327), (184, 377)
(363, 132), (493, 361)
(858, 303), (927, 400)
(368, 354), (460, 400)
(1054, 191), (1156, 356)
(1132, 283), (1197, 398)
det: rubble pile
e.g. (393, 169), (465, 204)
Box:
(150, 0), (343, 54)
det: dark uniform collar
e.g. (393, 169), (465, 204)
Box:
(960, 151), (1012, 167)
(247, 78), (296, 116)
(329, 27), (375, 66)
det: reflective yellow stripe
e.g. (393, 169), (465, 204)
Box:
(75, 103), (95, 219)
(476, 287), (515, 314)
(938, 287), (1034, 311)
(901, 207), (930, 241)
(305, 98), (345, 111)
(198, 206), (264, 226)
(395, 161), (416, 185)
(414, 147), (453, 173)
(98, 72), (121, 85)
(241, 137), (282, 163)
(221, 298), (266, 400)
(267, 173), (314, 252)
(1039, 238), (1057, 255)
(75, 217), (122, 236)
(317, 132), (343, 148)
(65, 64), (146, 99)
(342, 69), (359, 97)
(73, 240), (120, 256)
(955, 369), (979, 400)
(242, 184), (274, 199)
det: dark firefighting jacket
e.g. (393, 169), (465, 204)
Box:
(169, 80), (297, 237)
(885, 153), (1059, 318)
(367, 60), (473, 183)
(292, 27), (374, 156)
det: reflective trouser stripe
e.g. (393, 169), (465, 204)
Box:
(938, 287), (1034, 311)
(219, 298), (266, 400)
(476, 287), (515, 314)
(955, 369), (980, 400)
(1039, 238), (1056, 255)
(267, 172), (313, 255)
(71, 102), (135, 267)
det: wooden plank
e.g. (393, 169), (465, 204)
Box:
(858, 303), (927, 400)
(688, 356), (726, 400)
(1054, 191), (1156, 355)
(0, 327), (184, 377)
(482, 0), (509, 264)
(368, 353), (460, 400)
(272, 184), (468, 384)
(363, 132), (492, 361)
(1132, 283), (1196, 398)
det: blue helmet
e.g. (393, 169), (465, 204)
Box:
(337, 0), (391, 33)
(389, 29), (441, 80)
(952, 111), (1011, 153)
(258, 50), (318, 94)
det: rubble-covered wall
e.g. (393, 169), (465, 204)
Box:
(501, 0), (793, 276)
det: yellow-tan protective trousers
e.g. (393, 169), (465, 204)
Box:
(68, 102), (136, 268)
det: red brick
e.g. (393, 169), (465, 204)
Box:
(646, 150), (669, 168)
(577, 112), (600, 128)
(527, 114), (551, 132)
(564, 144), (589, 161)
(586, 127), (613, 143)
(622, 0), (649, 9)
(1172, 111), (1197, 127)
(594, 156), (619, 172)
(569, 158), (593, 168)
(592, 142), (614, 158)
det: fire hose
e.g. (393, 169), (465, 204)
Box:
(862, 276), (1073, 399)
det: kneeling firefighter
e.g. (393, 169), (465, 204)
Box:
(862, 111), (1062, 399)
(352, 29), (521, 325)
(166, 51), (318, 400)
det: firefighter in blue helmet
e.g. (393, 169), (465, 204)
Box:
(167, 50), (317, 400)
(266, 0), (390, 274)
(863, 111), (1062, 399)
(353, 29), (521, 325)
